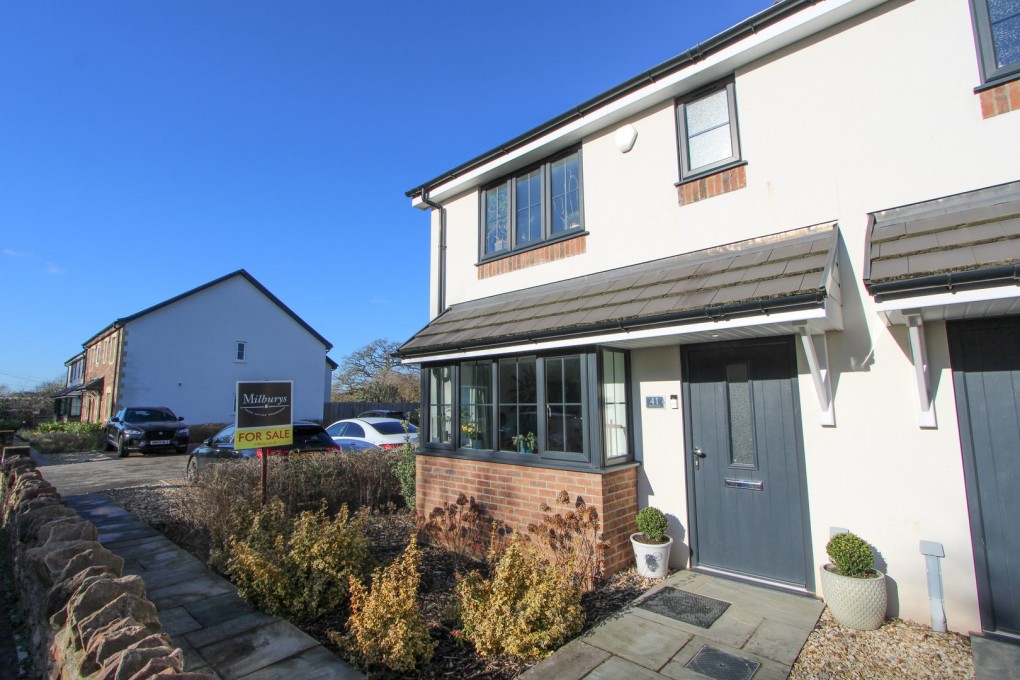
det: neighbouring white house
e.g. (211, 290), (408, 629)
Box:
(400, 0), (1020, 641)
(67, 270), (334, 425)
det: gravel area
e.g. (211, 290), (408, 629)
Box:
(102, 484), (976, 679)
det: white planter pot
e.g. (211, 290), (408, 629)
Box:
(631, 533), (673, 578)
(819, 564), (887, 630)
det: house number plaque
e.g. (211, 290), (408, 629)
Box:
(645, 396), (665, 409)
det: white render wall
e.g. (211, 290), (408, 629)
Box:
(423, 0), (1020, 633)
(118, 275), (330, 424)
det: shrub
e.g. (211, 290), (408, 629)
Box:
(456, 533), (584, 659)
(178, 453), (400, 570)
(419, 493), (491, 569)
(340, 535), (434, 673)
(826, 531), (875, 578)
(635, 507), (669, 543)
(227, 499), (370, 621)
(19, 422), (106, 453)
(394, 446), (416, 509)
(527, 490), (608, 591)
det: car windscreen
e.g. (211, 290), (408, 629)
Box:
(370, 421), (418, 435)
(291, 428), (337, 449)
(124, 409), (177, 423)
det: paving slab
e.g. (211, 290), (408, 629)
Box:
(519, 639), (611, 680)
(184, 592), (259, 628)
(630, 600), (763, 649)
(742, 618), (813, 666)
(238, 645), (365, 680)
(159, 606), (204, 637)
(183, 612), (277, 650)
(971, 635), (1020, 680)
(660, 635), (790, 680)
(197, 618), (321, 680)
(585, 656), (669, 680)
(584, 611), (692, 671)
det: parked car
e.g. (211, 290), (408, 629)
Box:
(186, 421), (340, 482)
(106, 406), (189, 457)
(358, 409), (407, 420)
(325, 417), (419, 450)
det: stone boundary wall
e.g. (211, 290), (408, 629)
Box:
(0, 447), (210, 680)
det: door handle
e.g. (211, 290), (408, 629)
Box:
(693, 447), (707, 458)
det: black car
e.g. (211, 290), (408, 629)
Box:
(186, 421), (341, 482)
(107, 406), (189, 457)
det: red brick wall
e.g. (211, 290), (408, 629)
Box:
(676, 164), (746, 206)
(979, 80), (1020, 119)
(416, 455), (638, 574)
(477, 234), (586, 279)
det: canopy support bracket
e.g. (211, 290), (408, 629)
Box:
(905, 313), (937, 429)
(796, 325), (835, 427)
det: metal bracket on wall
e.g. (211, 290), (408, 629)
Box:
(796, 325), (835, 427)
(905, 313), (937, 429)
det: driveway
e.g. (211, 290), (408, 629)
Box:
(30, 451), (188, 496)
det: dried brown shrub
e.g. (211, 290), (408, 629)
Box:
(527, 490), (608, 591)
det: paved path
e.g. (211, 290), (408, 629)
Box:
(523, 570), (824, 680)
(64, 494), (363, 680)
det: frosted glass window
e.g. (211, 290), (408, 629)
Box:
(677, 81), (741, 178)
(603, 350), (629, 459)
(726, 362), (755, 468)
(973, 0), (1020, 82)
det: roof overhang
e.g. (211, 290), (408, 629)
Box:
(400, 222), (843, 363)
(409, 0), (888, 208)
(81, 377), (104, 393)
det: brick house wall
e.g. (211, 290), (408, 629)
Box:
(82, 329), (122, 423)
(416, 455), (639, 575)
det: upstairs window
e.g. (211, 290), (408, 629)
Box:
(677, 81), (742, 180)
(971, 0), (1020, 85)
(481, 149), (583, 259)
(236, 341), (247, 362)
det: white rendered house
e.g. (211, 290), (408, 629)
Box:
(401, 0), (1020, 640)
(76, 270), (334, 425)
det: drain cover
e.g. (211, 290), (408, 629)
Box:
(638, 587), (730, 628)
(685, 645), (761, 680)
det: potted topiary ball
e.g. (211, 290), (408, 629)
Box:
(631, 507), (673, 578)
(819, 531), (887, 630)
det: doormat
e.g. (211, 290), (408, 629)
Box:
(637, 587), (730, 628)
(684, 645), (761, 680)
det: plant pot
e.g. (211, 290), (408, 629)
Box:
(631, 533), (672, 578)
(819, 564), (887, 630)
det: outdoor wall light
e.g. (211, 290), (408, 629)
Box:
(615, 124), (638, 153)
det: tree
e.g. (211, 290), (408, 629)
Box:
(332, 339), (419, 403)
(0, 375), (66, 425)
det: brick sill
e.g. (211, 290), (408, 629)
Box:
(477, 232), (587, 279)
(676, 163), (748, 206)
(978, 79), (1020, 119)
(417, 447), (638, 474)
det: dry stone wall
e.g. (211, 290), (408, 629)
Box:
(1, 447), (210, 680)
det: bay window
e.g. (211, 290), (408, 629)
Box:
(422, 348), (630, 469)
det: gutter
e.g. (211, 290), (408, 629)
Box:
(398, 291), (826, 360)
(865, 264), (1020, 302)
(420, 191), (447, 316)
(405, 0), (823, 200)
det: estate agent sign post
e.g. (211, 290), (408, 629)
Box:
(235, 381), (293, 506)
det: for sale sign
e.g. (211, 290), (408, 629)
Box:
(235, 381), (293, 450)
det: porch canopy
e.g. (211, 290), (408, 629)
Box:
(864, 180), (1020, 325)
(399, 222), (843, 363)
(863, 180), (1020, 428)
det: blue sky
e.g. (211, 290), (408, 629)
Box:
(0, 1), (769, 390)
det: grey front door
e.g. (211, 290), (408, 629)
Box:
(684, 337), (810, 588)
(948, 316), (1020, 637)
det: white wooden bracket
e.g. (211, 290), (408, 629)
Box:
(796, 325), (835, 427)
(905, 314), (937, 429)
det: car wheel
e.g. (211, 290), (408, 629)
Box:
(185, 457), (197, 484)
(117, 436), (129, 458)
